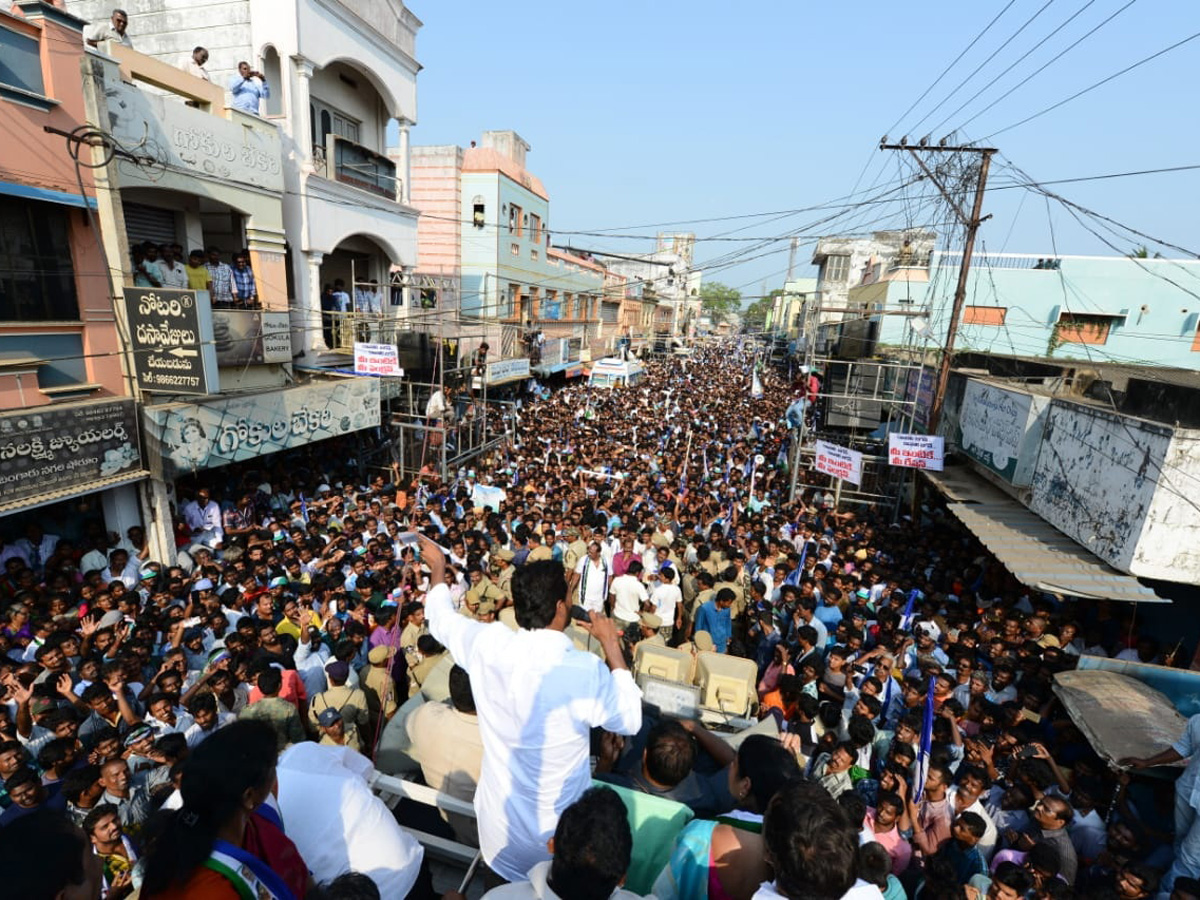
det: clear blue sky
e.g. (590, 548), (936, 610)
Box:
(405, 0), (1200, 299)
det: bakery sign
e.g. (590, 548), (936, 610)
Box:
(143, 378), (380, 477)
(0, 400), (143, 507)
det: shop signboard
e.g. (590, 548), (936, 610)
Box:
(486, 358), (530, 385)
(814, 440), (863, 486)
(957, 379), (1048, 485)
(0, 399), (143, 507)
(124, 287), (219, 395)
(212, 310), (292, 366)
(887, 433), (945, 470)
(144, 379), (380, 477)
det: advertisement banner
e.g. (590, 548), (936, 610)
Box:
(353, 342), (404, 377)
(958, 379), (1047, 484)
(144, 379), (380, 477)
(887, 433), (945, 470)
(212, 310), (292, 366)
(0, 399), (143, 507)
(814, 440), (863, 486)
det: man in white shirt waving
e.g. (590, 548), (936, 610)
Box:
(423, 534), (642, 884)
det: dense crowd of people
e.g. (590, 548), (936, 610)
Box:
(1, 341), (1197, 900)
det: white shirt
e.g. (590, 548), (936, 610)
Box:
(649, 583), (682, 627)
(483, 859), (649, 900)
(182, 499), (223, 539)
(610, 574), (648, 624)
(427, 583), (643, 882)
(753, 878), (883, 900)
(184, 712), (235, 747)
(574, 556), (610, 613)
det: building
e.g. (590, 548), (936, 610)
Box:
(65, 0), (423, 358)
(603, 233), (702, 337)
(69, 39), (381, 560)
(768, 278), (819, 341)
(812, 230), (936, 324)
(862, 251), (1200, 369)
(0, 2), (148, 553)
(410, 130), (603, 387)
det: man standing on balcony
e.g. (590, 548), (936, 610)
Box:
(229, 61), (269, 115)
(205, 247), (236, 308)
(158, 245), (188, 289)
(232, 254), (259, 309)
(354, 279), (382, 315)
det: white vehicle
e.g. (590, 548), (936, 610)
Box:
(588, 356), (646, 389)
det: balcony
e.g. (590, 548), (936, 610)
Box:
(312, 134), (400, 201)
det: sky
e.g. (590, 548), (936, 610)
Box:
(404, 0), (1200, 300)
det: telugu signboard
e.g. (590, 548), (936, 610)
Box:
(887, 433), (945, 471)
(143, 379), (380, 477)
(814, 440), (863, 486)
(486, 358), (530, 384)
(352, 342), (404, 377)
(957, 379), (1048, 485)
(125, 287), (219, 395)
(212, 310), (291, 367)
(0, 399), (143, 508)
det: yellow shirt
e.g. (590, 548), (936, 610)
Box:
(185, 263), (210, 291)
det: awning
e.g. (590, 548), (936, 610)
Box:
(0, 470), (148, 517)
(0, 179), (98, 210)
(944, 500), (1166, 603)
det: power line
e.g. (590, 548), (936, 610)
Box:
(883, 0), (1020, 138)
(905, 0), (1057, 138)
(981, 28), (1200, 140)
(956, 0), (1140, 133)
(927, 0), (1106, 137)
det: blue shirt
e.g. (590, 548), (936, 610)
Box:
(695, 600), (732, 653)
(229, 74), (269, 114)
(814, 602), (843, 633)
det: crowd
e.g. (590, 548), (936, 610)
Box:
(2, 340), (1199, 900)
(130, 242), (260, 309)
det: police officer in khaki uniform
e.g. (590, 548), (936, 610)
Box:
(462, 565), (504, 620)
(525, 530), (553, 562)
(492, 548), (516, 606)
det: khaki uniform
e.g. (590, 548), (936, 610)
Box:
(308, 683), (370, 735)
(526, 545), (553, 563)
(462, 580), (504, 619)
(564, 539), (588, 575)
(409, 650), (447, 698)
(361, 662), (398, 723)
(496, 566), (514, 604)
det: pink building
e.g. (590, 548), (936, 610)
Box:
(0, 2), (146, 541)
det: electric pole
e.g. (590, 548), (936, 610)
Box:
(879, 140), (995, 434)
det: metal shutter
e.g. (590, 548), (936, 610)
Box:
(122, 202), (178, 249)
(601, 301), (620, 324)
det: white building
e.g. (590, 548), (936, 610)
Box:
(66, 0), (423, 356)
(603, 233), (702, 336)
(812, 230), (936, 324)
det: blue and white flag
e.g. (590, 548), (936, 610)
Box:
(751, 370), (764, 400)
(299, 493), (309, 524)
(899, 588), (921, 632)
(703, 449), (710, 483)
(915, 675), (937, 799)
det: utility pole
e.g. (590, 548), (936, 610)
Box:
(879, 140), (995, 434)
(786, 236), (799, 282)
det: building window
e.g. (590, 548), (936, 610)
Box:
(510, 243), (520, 256)
(576, 294), (587, 319)
(544, 290), (560, 320)
(528, 287), (539, 319)
(0, 198), (78, 321)
(0, 26), (45, 98)
(1056, 312), (1114, 345)
(472, 201), (485, 229)
(823, 254), (850, 284)
(530, 249), (538, 262)
(529, 213), (541, 244)
(312, 98), (360, 147)
(509, 204), (522, 236)
(963, 306), (1007, 326)
(502, 283), (518, 318)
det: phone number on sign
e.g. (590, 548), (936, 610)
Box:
(144, 372), (202, 388)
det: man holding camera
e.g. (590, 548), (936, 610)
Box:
(230, 61), (269, 115)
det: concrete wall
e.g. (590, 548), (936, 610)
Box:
(409, 144), (462, 277)
(1028, 399), (1171, 573)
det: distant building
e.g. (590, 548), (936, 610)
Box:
(410, 131), (603, 380)
(812, 230), (936, 324)
(603, 233), (702, 337)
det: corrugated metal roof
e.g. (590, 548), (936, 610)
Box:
(0, 471), (148, 517)
(946, 501), (1167, 604)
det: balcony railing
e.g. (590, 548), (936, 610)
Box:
(312, 135), (400, 200)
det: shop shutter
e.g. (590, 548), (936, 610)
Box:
(601, 301), (620, 324)
(122, 202), (178, 249)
